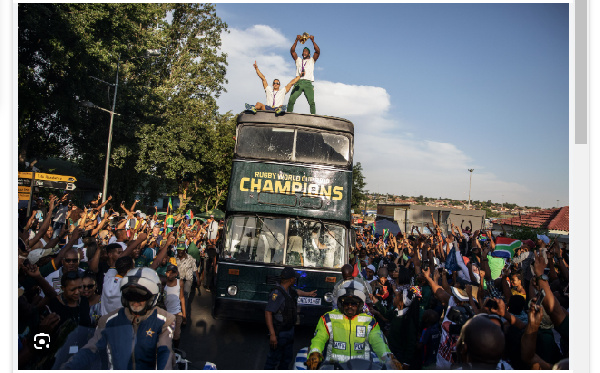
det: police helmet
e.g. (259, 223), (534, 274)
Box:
(120, 267), (161, 315)
(336, 279), (367, 310)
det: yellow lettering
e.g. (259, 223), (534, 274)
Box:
(240, 177), (250, 191)
(263, 179), (274, 193)
(320, 185), (332, 199)
(250, 178), (262, 192)
(275, 181), (291, 194)
(332, 186), (344, 200)
(307, 184), (319, 196)
(254, 172), (260, 177)
(292, 182), (303, 193)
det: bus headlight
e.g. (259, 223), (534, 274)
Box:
(324, 292), (333, 303)
(227, 285), (238, 296)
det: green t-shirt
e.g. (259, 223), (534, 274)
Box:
(487, 255), (506, 279)
(187, 242), (200, 261)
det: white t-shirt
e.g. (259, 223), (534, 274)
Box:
(100, 269), (122, 315)
(295, 57), (315, 82)
(264, 86), (286, 108)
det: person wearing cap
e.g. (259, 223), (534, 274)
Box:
(245, 61), (301, 115)
(164, 264), (186, 349)
(264, 266), (317, 369)
(287, 34), (320, 114)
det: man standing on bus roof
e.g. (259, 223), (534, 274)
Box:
(264, 266), (317, 369)
(287, 34), (320, 114)
(246, 61), (301, 115)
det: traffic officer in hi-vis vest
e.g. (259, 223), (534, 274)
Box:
(306, 280), (403, 369)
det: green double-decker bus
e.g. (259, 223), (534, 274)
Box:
(212, 111), (354, 325)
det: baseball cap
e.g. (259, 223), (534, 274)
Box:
(280, 266), (296, 279)
(166, 264), (178, 272)
(176, 243), (186, 250)
(536, 234), (550, 245)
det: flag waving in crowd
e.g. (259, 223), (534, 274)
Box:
(165, 197), (175, 233)
(491, 236), (521, 259)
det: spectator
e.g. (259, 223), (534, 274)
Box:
(164, 264), (186, 349)
(63, 267), (176, 369)
(81, 271), (102, 327)
(100, 256), (134, 315)
(456, 314), (506, 369)
(175, 243), (199, 325)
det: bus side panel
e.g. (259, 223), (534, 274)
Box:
(227, 161), (352, 222)
(213, 261), (343, 325)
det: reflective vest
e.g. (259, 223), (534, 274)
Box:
(309, 309), (391, 363)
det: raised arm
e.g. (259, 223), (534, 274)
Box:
(28, 195), (59, 248)
(120, 232), (148, 258)
(150, 233), (175, 270)
(96, 195), (112, 212)
(310, 35), (320, 62)
(129, 199), (139, 213)
(285, 75), (301, 93)
(422, 267), (450, 306)
(290, 35), (300, 60)
(253, 61), (268, 89)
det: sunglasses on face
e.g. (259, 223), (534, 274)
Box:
(342, 301), (359, 307)
(82, 284), (95, 290)
(273, 82), (280, 85)
(64, 258), (79, 264)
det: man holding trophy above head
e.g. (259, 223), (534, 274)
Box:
(287, 33), (320, 115)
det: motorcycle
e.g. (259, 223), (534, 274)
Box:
(293, 347), (393, 370)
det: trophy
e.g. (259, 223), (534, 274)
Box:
(300, 32), (310, 44)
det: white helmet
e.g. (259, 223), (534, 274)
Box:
(120, 267), (161, 315)
(336, 279), (367, 310)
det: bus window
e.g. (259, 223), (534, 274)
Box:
(236, 126), (294, 161)
(225, 216), (286, 264)
(286, 220), (345, 269)
(236, 126), (351, 166)
(295, 131), (349, 166)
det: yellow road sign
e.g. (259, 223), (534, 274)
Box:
(18, 172), (77, 183)
(18, 193), (30, 201)
(18, 186), (31, 194)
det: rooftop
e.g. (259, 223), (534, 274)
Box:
(496, 206), (569, 232)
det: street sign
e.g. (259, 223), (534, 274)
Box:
(66, 183), (77, 191)
(18, 172), (77, 183)
(18, 186), (31, 200)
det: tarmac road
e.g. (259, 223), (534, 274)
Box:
(177, 287), (315, 370)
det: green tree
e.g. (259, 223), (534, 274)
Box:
(19, 4), (232, 208)
(135, 4), (230, 211)
(351, 162), (367, 210)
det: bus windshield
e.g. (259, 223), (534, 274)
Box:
(236, 126), (351, 166)
(224, 215), (346, 269)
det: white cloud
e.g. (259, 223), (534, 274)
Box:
(217, 25), (543, 208)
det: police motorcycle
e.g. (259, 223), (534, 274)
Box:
(293, 280), (401, 370)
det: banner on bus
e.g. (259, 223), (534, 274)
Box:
(227, 161), (352, 222)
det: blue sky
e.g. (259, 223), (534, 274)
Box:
(215, 3), (568, 209)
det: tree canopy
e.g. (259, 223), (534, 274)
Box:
(351, 162), (368, 210)
(18, 3), (235, 211)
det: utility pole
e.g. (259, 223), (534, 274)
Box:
(467, 169), (474, 210)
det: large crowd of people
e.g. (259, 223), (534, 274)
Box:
(17, 192), (569, 370)
(17, 193), (220, 369)
(343, 214), (569, 370)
